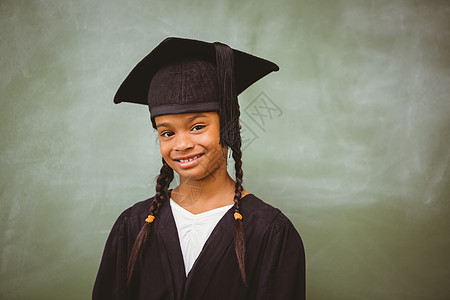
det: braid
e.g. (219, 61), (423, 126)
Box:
(127, 158), (173, 286)
(231, 137), (246, 286)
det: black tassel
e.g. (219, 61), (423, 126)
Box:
(214, 42), (240, 149)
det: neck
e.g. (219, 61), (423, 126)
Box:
(171, 165), (238, 214)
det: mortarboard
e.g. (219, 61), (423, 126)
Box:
(114, 37), (279, 149)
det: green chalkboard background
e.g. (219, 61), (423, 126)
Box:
(1, 1), (449, 299)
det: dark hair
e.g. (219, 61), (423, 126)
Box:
(230, 137), (246, 285)
(126, 135), (247, 287)
(126, 158), (174, 286)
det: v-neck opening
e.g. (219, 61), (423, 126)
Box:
(184, 193), (253, 276)
(170, 199), (233, 275)
(153, 192), (255, 299)
(164, 190), (253, 279)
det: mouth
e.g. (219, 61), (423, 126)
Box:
(173, 153), (205, 168)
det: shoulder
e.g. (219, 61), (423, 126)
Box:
(240, 194), (299, 235)
(111, 196), (156, 231)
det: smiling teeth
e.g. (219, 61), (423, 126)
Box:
(179, 156), (198, 163)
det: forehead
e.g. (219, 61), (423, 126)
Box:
(154, 111), (219, 127)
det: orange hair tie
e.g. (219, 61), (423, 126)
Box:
(234, 212), (243, 220)
(145, 215), (155, 223)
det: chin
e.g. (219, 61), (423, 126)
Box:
(177, 170), (212, 182)
(177, 164), (224, 183)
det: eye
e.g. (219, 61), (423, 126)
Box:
(160, 131), (174, 138)
(192, 124), (205, 131)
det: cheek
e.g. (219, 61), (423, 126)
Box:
(158, 141), (171, 157)
(204, 137), (226, 162)
(200, 129), (221, 147)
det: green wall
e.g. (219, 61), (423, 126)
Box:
(1, 1), (449, 299)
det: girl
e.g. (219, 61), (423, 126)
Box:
(93, 37), (305, 300)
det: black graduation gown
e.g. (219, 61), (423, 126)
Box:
(92, 194), (305, 300)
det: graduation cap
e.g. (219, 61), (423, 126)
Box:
(114, 37), (279, 148)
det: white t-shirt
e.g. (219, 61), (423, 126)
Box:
(170, 198), (233, 276)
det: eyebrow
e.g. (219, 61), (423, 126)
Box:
(156, 113), (209, 129)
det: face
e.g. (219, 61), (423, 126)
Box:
(155, 112), (227, 182)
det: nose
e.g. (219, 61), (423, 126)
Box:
(174, 132), (194, 151)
